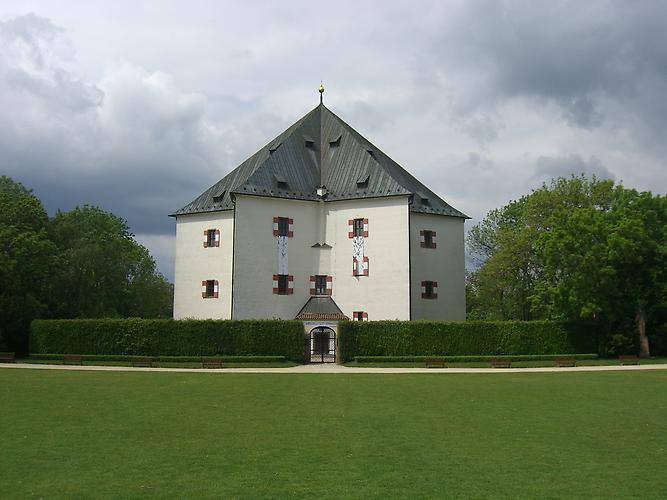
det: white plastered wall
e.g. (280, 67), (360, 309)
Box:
(232, 195), (319, 319)
(410, 212), (466, 320)
(173, 211), (234, 319)
(326, 196), (411, 320)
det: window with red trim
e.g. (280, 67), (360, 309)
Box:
(202, 279), (219, 298)
(310, 275), (332, 295)
(273, 274), (294, 295)
(353, 311), (367, 321)
(421, 280), (438, 299)
(203, 229), (220, 248)
(273, 217), (294, 237)
(420, 230), (436, 249)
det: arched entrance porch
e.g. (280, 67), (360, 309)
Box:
(309, 326), (336, 363)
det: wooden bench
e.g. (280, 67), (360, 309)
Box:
(424, 357), (446, 368)
(619, 354), (640, 365)
(62, 354), (83, 365)
(555, 357), (576, 367)
(202, 357), (223, 369)
(0, 352), (16, 363)
(131, 357), (154, 367)
(491, 358), (512, 368)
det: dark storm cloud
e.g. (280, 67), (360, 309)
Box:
(0, 14), (287, 238)
(425, 1), (667, 140)
(1, 2), (666, 280)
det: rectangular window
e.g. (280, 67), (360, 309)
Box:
(311, 275), (332, 295)
(203, 229), (220, 248)
(273, 274), (293, 295)
(353, 218), (364, 237)
(353, 311), (368, 321)
(278, 275), (288, 294)
(421, 280), (438, 299)
(420, 230), (436, 248)
(348, 218), (369, 238)
(278, 218), (289, 236)
(273, 217), (294, 237)
(353, 256), (369, 276)
(315, 275), (327, 295)
(202, 279), (219, 299)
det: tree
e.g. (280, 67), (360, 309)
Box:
(0, 177), (56, 353)
(467, 175), (665, 356)
(49, 206), (173, 319)
(535, 187), (666, 357)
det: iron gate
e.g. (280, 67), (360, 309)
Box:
(309, 327), (336, 363)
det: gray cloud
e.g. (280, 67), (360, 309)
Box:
(0, 3), (666, 282)
(424, 1), (667, 140)
(533, 154), (616, 183)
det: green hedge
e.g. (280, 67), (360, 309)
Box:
(339, 320), (597, 362)
(30, 319), (304, 361)
(28, 354), (287, 363)
(353, 354), (598, 363)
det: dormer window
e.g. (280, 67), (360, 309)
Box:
(305, 138), (316, 150)
(269, 142), (281, 155)
(329, 134), (341, 148)
(274, 174), (288, 190)
(212, 188), (225, 203)
(357, 171), (370, 189)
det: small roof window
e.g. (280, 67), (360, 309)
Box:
(212, 187), (226, 203)
(329, 134), (341, 148)
(274, 173), (288, 190)
(269, 142), (282, 155)
(356, 171), (370, 188)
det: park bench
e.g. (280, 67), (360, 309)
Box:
(0, 352), (16, 363)
(555, 357), (576, 367)
(131, 357), (154, 367)
(424, 357), (446, 368)
(491, 358), (512, 368)
(619, 354), (640, 365)
(62, 354), (83, 365)
(202, 357), (224, 369)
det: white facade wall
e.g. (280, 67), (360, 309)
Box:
(173, 195), (463, 322)
(410, 212), (466, 320)
(232, 195), (319, 319)
(173, 211), (234, 319)
(325, 197), (411, 320)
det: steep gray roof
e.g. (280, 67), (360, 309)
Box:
(171, 103), (468, 218)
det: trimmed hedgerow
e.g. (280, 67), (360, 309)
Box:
(30, 319), (304, 361)
(338, 320), (597, 362)
(28, 354), (287, 363)
(352, 354), (598, 363)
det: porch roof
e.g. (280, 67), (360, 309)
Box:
(295, 296), (349, 321)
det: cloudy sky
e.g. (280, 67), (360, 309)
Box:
(1, 1), (666, 281)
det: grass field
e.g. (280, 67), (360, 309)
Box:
(1, 369), (666, 499)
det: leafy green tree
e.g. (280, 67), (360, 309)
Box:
(467, 175), (665, 356)
(535, 187), (666, 356)
(49, 206), (173, 319)
(0, 177), (56, 353)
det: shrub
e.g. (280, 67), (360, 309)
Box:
(338, 320), (597, 362)
(30, 319), (304, 361)
(352, 354), (598, 363)
(28, 354), (287, 363)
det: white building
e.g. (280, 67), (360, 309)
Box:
(171, 92), (468, 360)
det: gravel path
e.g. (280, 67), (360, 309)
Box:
(1, 362), (666, 374)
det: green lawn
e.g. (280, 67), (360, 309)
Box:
(345, 357), (667, 368)
(1, 369), (666, 499)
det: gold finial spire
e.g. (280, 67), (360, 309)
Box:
(319, 81), (324, 104)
